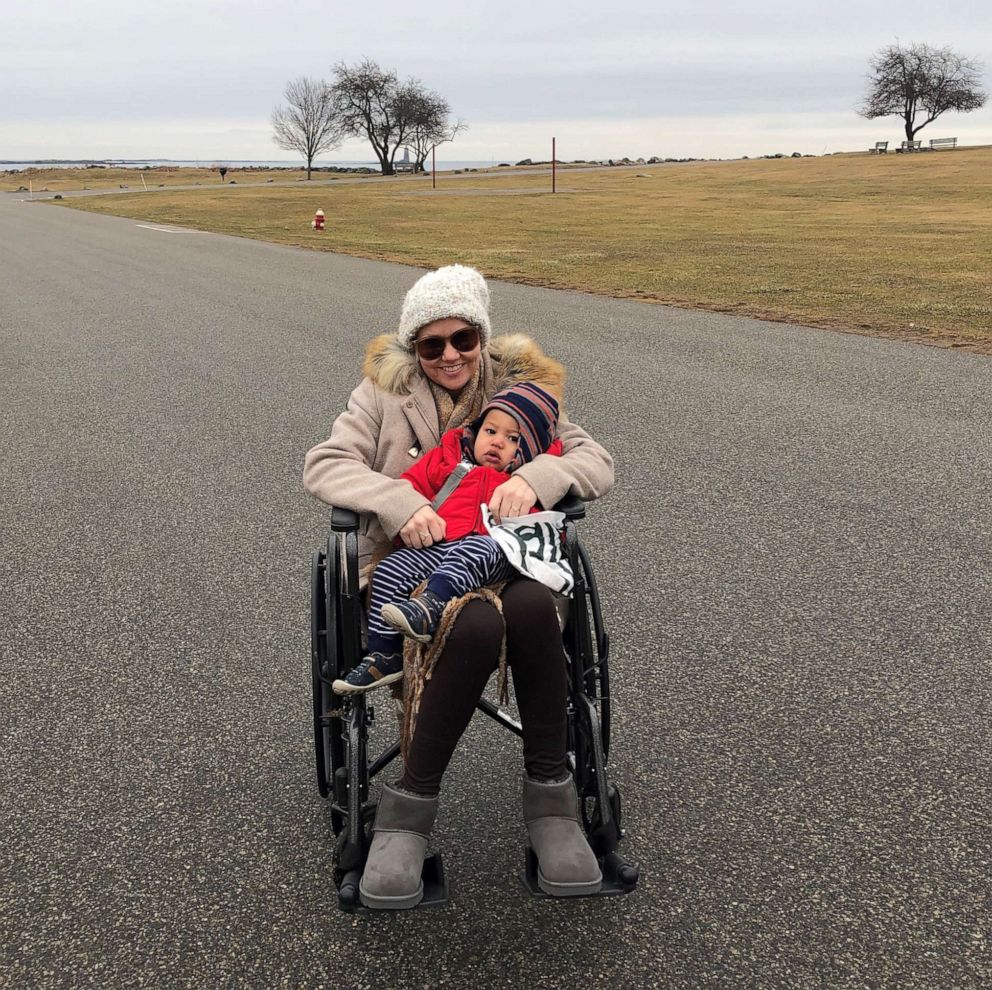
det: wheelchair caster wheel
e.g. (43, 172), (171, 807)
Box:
(602, 851), (640, 893)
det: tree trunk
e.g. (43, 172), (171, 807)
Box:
(904, 118), (914, 143)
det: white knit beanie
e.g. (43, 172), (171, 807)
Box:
(397, 264), (492, 350)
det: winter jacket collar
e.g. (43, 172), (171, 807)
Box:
(362, 333), (566, 400)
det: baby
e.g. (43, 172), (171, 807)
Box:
(333, 381), (560, 694)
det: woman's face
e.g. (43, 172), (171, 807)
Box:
(414, 318), (482, 392)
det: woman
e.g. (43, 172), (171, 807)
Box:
(303, 264), (614, 909)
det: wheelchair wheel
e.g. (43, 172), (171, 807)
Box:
(564, 526), (611, 756)
(310, 538), (346, 832)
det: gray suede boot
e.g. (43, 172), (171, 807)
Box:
(359, 784), (439, 910)
(523, 775), (603, 896)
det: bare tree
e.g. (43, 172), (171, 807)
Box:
(406, 89), (467, 173)
(330, 59), (406, 175)
(330, 59), (466, 175)
(859, 42), (988, 143)
(272, 76), (343, 180)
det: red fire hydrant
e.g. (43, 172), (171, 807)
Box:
(311, 209), (325, 231)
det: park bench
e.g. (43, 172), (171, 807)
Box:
(897, 140), (922, 153)
(393, 162), (416, 173)
(869, 141), (888, 154)
(929, 137), (958, 151)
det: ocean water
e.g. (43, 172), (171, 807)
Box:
(1, 159), (509, 172)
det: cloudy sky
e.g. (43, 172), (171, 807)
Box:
(3, 0), (990, 162)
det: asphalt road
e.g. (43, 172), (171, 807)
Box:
(1, 192), (989, 990)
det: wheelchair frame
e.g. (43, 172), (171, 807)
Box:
(310, 497), (639, 912)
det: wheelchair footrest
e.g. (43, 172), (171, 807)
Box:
(521, 845), (639, 898)
(420, 852), (449, 908)
(337, 853), (449, 914)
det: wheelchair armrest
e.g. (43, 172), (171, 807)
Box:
(553, 494), (586, 521)
(330, 507), (360, 532)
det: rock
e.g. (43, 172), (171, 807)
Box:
(16, 186), (27, 192)
(229, 179), (236, 184)
(53, 194), (63, 199)
(515, 158), (532, 166)
(791, 151), (802, 158)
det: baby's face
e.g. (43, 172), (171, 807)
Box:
(473, 409), (520, 471)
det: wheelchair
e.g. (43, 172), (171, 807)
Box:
(310, 496), (639, 912)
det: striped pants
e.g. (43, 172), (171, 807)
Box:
(366, 535), (516, 656)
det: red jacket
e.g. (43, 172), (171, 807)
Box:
(400, 427), (563, 541)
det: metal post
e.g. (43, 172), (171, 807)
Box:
(552, 137), (556, 193)
(432, 146), (436, 189)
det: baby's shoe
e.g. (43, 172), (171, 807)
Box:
(380, 591), (446, 644)
(332, 652), (404, 695)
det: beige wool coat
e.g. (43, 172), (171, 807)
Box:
(303, 332), (614, 572)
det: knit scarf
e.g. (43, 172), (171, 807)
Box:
(426, 357), (492, 433)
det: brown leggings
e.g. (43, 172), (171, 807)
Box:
(398, 579), (568, 795)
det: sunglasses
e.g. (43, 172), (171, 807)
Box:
(414, 325), (480, 361)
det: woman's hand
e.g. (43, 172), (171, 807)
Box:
(399, 506), (447, 548)
(489, 476), (538, 523)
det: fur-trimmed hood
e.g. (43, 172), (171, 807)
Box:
(362, 332), (566, 404)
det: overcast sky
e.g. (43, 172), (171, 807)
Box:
(3, 0), (990, 161)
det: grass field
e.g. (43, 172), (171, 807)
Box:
(46, 150), (992, 352)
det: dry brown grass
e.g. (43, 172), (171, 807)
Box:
(50, 150), (992, 352)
